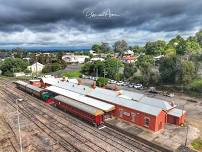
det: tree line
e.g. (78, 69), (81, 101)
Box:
(85, 30), (202, 93)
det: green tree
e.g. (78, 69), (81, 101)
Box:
(113, 40), (128, 52)
(12, 48), (27, 58)
(42, 63), (62, 73)
(144, 40), (166, 55)
(104, 58), (123, 80)
(91, 44), (101, 53)
(100, 42), (111, 53)
(96, 77), (109, 87)
(159, 55), (177, 83)
(178, 60), (196, 84)
(135, 55), (158, 85)
(186, 36), (201, 54)
(176, 38), (187, 55)
(133, 45), (145, 54)
(56, 51), (64, 61)
(196, 29), (202, 47)
(124, 63), (137, 79)
(0, 58), (28, 76)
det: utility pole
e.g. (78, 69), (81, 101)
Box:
(185, 124), (189, 146)
(35, 55), (38, 77)
(16, 99), (23, 152)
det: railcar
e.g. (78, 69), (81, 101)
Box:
(53, 95), (104, 126)
(15, 81), (48, 100)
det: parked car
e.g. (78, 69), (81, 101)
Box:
(128, 84), (134, 88)
(148, 87), (158, 94)
(117, 81), (124, 86)
(134, 84), (143, 89)
(109, 80), (117, 84)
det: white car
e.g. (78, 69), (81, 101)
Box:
(128, 84), (134, 88)
(117, 81), (124, 86)
(134, 84), (143, 89)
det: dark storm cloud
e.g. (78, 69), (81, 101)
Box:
(0, 0), (201, 33)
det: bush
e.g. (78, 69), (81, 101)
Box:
(96, 77), (109, 87)
(0, 58), (28, 76)
(189, 79), (202, 93)
(63, 71), (81, 78)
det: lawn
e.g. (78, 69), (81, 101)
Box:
(191, 138), (202, 151)
(63, 70), (81, 78)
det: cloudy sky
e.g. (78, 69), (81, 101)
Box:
(0, 0), (202, 49)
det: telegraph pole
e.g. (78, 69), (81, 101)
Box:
(16, 99), (23, 152)
(35, 54), (38, 77)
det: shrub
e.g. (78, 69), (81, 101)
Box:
(96, 77), (109, 87)
(189, 79), (202, 93)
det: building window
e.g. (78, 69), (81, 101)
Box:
(131, 113), (136, 122)
(119, 108), (123, 117)
(144, 117), (150, 127)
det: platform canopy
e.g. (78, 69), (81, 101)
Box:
(54, 95), (104, 116)
(46, 86), (115, 112)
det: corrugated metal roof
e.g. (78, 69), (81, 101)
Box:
(26, 84), (44, 92)
(54, 95), (104, 116)
(41, 78), (173, 114)
(46, 86), (115, 112)
(168, 108), (186, 117)
(139, 97), (173, 110)
(15, 80), (28, 86)
(119, 90), (145, 101)
(87, 91), (162, 116)
(16, 81), (43, 92)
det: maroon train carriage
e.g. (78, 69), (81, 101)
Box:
(53, 95), (104, 126)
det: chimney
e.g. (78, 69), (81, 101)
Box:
(113, 84), (119, 91)
(78, 79), (82, 85)
(91, 82), (96, 89)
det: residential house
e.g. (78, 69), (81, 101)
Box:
(28, 62), (44, 74)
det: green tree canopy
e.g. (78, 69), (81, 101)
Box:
(144, 40), (167, 55)
(104, 58), (123, 80)
(91, 44), (101, 53)
(178, 60), (196, 84)
(135, 55), (158, 85)
(196, 29), (202, 47)
(96, 77), (109, 87)
(42, 62), (62, 73)
(0, 58), (28, 76)
(123, 63), (137, 79)
(159, 55), (177, 83)
(186, 36), (201, 54)
(113, 40), (128, 52)
(100, 42), (111, 53)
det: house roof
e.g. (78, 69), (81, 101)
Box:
(46, 86), (115, 112)
(31, 62), (44, 67)
(54, 95), (104, 116)
(167, 108), (186, 117)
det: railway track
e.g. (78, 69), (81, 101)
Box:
(1, 87), (142, 152)
(0, 79), (169, 152)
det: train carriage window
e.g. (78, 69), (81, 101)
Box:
(144, 117), (150, 127)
